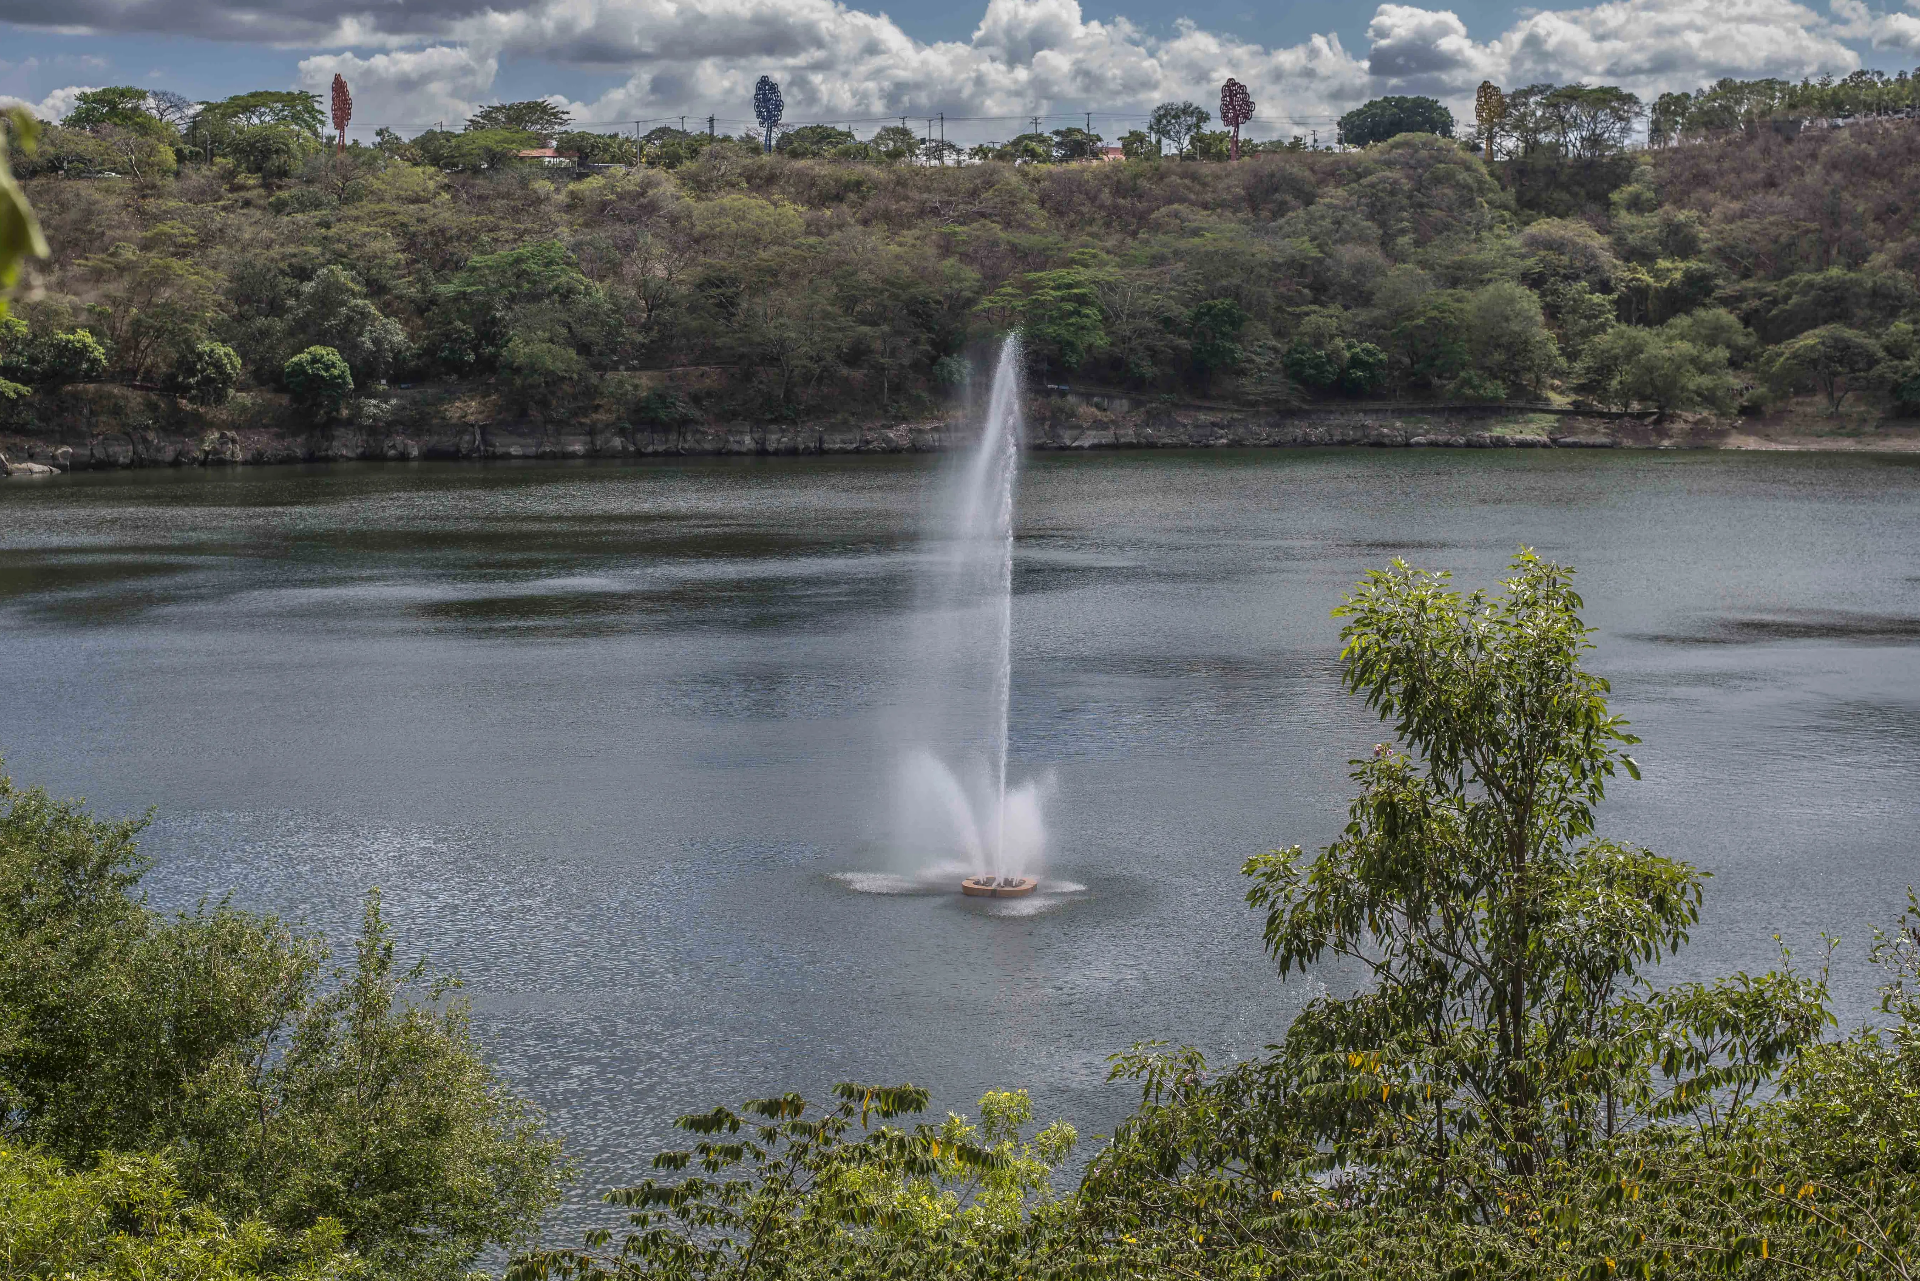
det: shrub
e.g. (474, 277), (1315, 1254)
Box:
(497, 334), (586, 412)
(0, 770), (568, 1279)
(35, 329), (108, 388)
(282, 345), (353, 418)
(170, 340), (242, 406)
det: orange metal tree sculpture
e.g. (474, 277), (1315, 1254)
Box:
(1220, 78), (1254, 161)
(331, 74), (352, 154)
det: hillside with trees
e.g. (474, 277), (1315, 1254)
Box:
(3, 74), (1920, 446)
(3, 78), (1920, 445)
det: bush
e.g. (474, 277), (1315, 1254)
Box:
(170, 340), (242, 406)
(282, 345), (353, 418)
(497, 334), (587, 412)
(0, 1142), (353, 1281)
(35, 329), (109, 388)
(0, 769), (568, 1279)
(635, 388), (699, 426)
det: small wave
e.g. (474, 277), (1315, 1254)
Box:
(829, 872), (930, 895)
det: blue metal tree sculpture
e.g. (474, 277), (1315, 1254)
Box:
(753, 76), (784, 153)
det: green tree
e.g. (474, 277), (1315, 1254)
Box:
(979, 268), (1105, 373)
(776, 124), (858, 157)
(1188, 129), (1231, 161)
(1049, 126), (1103, 161)
(420, 128), (543, 171)
(0, 769), (568, 1280)
(1118, 128), (1157, 159)
(497, 334), (588, 413)
(556, 131), (639, 166)
(31, 329), (109, 388)
(0, 1143), (353, 1281)
(0, 110), (50, 318)
(169, 340), (242, 405)
(513, 1085), (1074, 1280)
(1765, 324), (1885, 413)
(77, 236), (223, 383)
(1466, 280), (1561, 396)
(1337, 96), (1455, 147)
(229, 123), (323, 178)
(286, 266), (410, 384)
(466, 101), (572, 144)
(987, 132), (1053, 163)
(1148, 101), (1210, 156)
(867, 125), (922, 163)
(63, 87), (176, 142)
(1188, 297), (1245, 384)
(283, 345), (354, 417)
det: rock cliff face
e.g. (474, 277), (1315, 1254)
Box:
(1, 384), (1714, 475)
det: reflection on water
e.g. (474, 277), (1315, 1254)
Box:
(0, 449), (1916, 1237)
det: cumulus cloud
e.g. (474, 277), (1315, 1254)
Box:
(5, 0), (1883, 137)
(297, 47), (500, 127)
(1829, 0), (1920, 52)
(0, 84), (100, 120)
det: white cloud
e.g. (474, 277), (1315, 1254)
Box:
(1829, 0), (1920, 52)
(5, 0), (1886, 138)
(297, 47), (500, 128)
(0, 84), (99, 121)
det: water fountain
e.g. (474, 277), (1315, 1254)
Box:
(892, 335), (1047, 898)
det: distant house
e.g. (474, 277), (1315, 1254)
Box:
(1097, 146), (1125, 162)
(515, 148), (578, 167)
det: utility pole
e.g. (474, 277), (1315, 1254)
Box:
(679, 115), (686, 132)
(1029, 114), (1042, 133)
(708, 115), (715, 136)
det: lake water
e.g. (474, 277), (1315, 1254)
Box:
(1, 448), (1916, 1234)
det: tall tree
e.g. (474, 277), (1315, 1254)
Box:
(753, 76), (785, 153)
(1474, 80), (1507, 158)
(330, 74), (351, 154)
(1219, 78), (1254, 161)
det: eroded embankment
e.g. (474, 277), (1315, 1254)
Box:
(0, 382), (1765, 475)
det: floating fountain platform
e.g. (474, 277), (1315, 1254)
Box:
(961, 876), (1038, 898)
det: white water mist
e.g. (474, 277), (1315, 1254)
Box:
(889, 336), (1050, 883)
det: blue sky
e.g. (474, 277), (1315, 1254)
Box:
(5, 0), (1918, 144)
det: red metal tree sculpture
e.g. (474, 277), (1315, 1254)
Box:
(1220, 78), (1254, 162)
(331, 74), (352, 154)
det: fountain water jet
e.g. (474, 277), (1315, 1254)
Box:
(890, 335), (1047, 897)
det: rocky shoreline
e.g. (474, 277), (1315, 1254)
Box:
(0, 384), (1883, 475)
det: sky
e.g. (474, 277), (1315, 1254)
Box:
(3, 0), (1920, 145)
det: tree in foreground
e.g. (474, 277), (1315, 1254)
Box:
(509, 1086), (1075, 1280)
(1078, 552), (1835, 1278)
(0, 768), (569, 1279)
(1337, 94), (1455, 147)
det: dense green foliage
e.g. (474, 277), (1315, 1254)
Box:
(1338, 95), (1455, 147)
(6, 76), (1920, 426)
(0, 771), (567, 1279)
(0, 1143), (355, 1280)
(283, 344), (354, 416)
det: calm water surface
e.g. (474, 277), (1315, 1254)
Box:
(1, 449), (1916, 1233)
